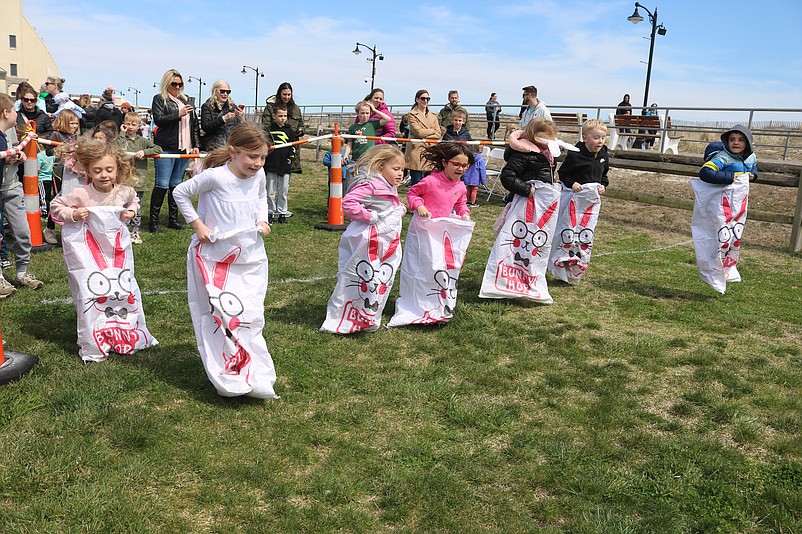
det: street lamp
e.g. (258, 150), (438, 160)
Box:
(187, 76), (206, 105)
(127, 86), (141, 109)
(241, 65), (265, 110)
(352, 42), (384, 92)
(627, 3), (667, 109)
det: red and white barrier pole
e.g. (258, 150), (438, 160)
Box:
(339, 134), (509, 146)
(22, 121), (45, 248)
(315, 123), (347, 232)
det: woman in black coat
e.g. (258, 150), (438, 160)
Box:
(200, 80), (244, 151)
(149, 68), (200, 232)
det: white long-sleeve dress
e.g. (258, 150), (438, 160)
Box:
(173, 164), (277, 398)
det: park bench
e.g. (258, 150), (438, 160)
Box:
(608, 113), (682, 155)
(551, 112), (588, 135)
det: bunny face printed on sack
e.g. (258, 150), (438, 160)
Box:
(490, 192), (559, 298)
(503, 195), (558, 270)
(555, 198), (596, 277)
(415, 233), (462, 324)
(339, 226), (400, 333)
(195, 244), (252, 376)
(719, 193), (748, 270)
(84, 228), (145, 355)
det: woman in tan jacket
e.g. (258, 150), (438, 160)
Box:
(405, 89), (443, 185)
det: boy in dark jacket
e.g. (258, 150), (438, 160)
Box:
(443, 110), (472, 141)
(264, 103), (296, 224)
(558, 119), (609, 194)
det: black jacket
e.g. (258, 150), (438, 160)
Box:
(17, 107), (53, 138)
(151, 94), (200, 153)
(500, 148), (557, 198)
(200, 100), (241, 151)
(264, 122), (296, 175)
(43, 94), (57, 115)
(558, 142), (609, 188)
(95, 101), (124, 128)
(80, 106), (97, 132)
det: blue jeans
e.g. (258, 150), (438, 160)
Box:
(154, 154), (190, 189)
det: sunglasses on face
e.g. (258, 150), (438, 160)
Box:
(45, 82), (55, 86)
(419, 96), (430, 101)
(170, 82), (184, 88)
(22, 98), (37, 103)
(217, 89), (231, 94)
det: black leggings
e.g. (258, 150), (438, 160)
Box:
(46, 174), (62, 230)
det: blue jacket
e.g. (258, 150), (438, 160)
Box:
(700, 125), (758, 185)
(462, 154), (486, 186)
(323, 147), (349, 168)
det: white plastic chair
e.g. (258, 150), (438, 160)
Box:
(484, 147), (507, 200)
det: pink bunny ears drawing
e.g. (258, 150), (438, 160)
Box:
(195, 245), (242, 290)
(86, 228), (126, 272)
(367, 226), (400, 265)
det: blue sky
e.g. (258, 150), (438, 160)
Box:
(25, 0), (802, 122)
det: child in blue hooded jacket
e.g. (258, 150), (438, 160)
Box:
(700, 125), (758, 184)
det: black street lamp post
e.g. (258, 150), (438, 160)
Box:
(126, 86), (141, 109)
(352, 43), (384, 91)
(627, 3), (667, 109)
(241, 65), (265, 110)
(187, 76), (206, 106)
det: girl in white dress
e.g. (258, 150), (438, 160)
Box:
(172, 123), (278, 398)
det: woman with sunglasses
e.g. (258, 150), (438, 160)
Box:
(149, 68), (200, 233)
(16, 85), (53, 138)
(200, 80), (244, 151)
(404, 89), (443, 186)
(42, 76), (65, 115)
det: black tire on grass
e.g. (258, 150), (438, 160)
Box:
(0, 351), (39, 386)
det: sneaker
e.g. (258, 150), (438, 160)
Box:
(17, 273), (44, 290)
(0, 259), (11, 270)
(43, 228), (57, 245)
(268, 214), (275, 225)
(277, 215), (287, 224)
(0, 277), (16, 298)
(131, 231), (142, 244)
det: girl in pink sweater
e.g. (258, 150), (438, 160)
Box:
(406, 143), (472, 220)
(342, 144), (405, 222)
(50, 140), (140, 223)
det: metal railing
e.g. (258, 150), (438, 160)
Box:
(240, 103), (802, 161)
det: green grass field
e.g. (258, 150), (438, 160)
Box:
(0, 163), (800, 532)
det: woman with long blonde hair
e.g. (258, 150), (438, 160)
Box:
(149, 68), (200, 233)
(200, 79), (244, 151)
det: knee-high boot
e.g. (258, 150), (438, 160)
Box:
(149, 187), (167, 233)
(167, 187), (185, 230)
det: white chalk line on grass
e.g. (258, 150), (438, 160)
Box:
(40, 274), (336, 306)
(594, 239), (694, 257)
(41, 241), (692, 306)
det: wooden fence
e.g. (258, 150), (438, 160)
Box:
(243, 110), (802, 252)
(605, 150), (802, 252)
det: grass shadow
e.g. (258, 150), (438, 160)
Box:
(18, 304), (80, 355)
(120, 342), (269, 407)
